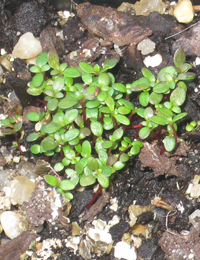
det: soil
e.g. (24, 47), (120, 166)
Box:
(1, 1), (200, 260)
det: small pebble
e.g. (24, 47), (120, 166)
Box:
(0, 211), (28, 239)
(12, 32), (42, 60)
(114, 241), (137, 260)
(189, 209), (200, 229)
(143, 54), (162, 68)
(173, 0), (194, 24)
(137, 38), (155, 55)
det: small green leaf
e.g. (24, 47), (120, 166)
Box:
(139, 127), (151, 139)
(114, 114), (130, 125)
(30, 144), (41, 154)
(75, 158), (87, 174)
(149, 92), (163, 105)
(151, 116), (169, 125)
(79, 62), (94, 73)
(98, 149), (108, 165)
(31, 73), (44, 88)
(103, 117), (114, 130)
(98, 73), (111, 86)
(36, 52), (48, 67)
(153, 82), (170, 94)
(30, 65), (41, 73)
(48, 51), (60, 70)
(80, 175), (96, 186)
(163, 136), (176, 152)
(174, 49), (185, 68)
(54, 162), (64, 172)
(113, 161), (125, 171)
(170, 87), (186, 107)
(65, 109), (78, 124)
(142, 68), (156, 82)
(105, 95), (115, 112)
(123, 100), (135, 110)
(1, 119), (11, 126)
(81, 140), (91, 158)
(47, 98), (58, 111)
(27, 132), (39, 142)
(102, 140), (113, 149)
(53, 77), (65, 91)
(88, 157), (99, 171)
(97, 174), (109, 188)
(139, 91), (149, 107)
(41, 136), (57, 151)
(144, 107), (154, 119)
(42, 122), (60, 134)
(64, 67), (81, 78)
(104, 59), (118, 69)
(65, 192), (74, 200)
(26, 111), (40, 121)
(129, 144), (141, 155)
(112, 83), (126, 93)
(119, 153), (129, 162)
(90, 121), (103, 136)
(112, 128), (124, 140)
(27, 87), (43, 96)
(58, 95), (78, 109)
(44, 175), (58, 187)
(86, 100), (100, 109)
(82, 74), (93, 85)
(59, 180), (75, 191)
(173, 112), (187, 122)
(64, 128), (80, 142)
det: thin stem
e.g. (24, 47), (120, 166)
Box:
(86, 185), (102, 210)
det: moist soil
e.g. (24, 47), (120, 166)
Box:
(1, 1), (200, 260)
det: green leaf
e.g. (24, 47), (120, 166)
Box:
(48, 51), (60, 70)
(113, 161), (125, 171)
(117, 106), (131, 115)
(112, 128), (124, 140)
(30, 65), (41, 73)
(82, 74), (93, 85)
(86, 100), (100, 109)
(41, 136), (57, 151)
(27, 87), (43, 96)
(174, 49), (185, 68)
(142, 68), (156, 82)
(26, 111), (40, 121)
(129, 144), (142, 155)
(1, 119), (11, 126)
(173, 112), (187, 122)
(114, 114), (130, 125)
(65, 109), (78, 124)
(30, 144), (41, 154)
(81, 140), (91, 158)
(149, 92), (163, 105)
(98, 73), (111, 86)
(64, 67), (81, 78)
(158, 66), (177, 78)
(102, 140), (113, 149)
(105, 95), (115, 112)
(170, 87), (186, 107)
(123, 100), (135, 110)
(131, 77), (150, 91)
(36, 52), (48, 67)
(112, 83), (126, 93)
(119, 153), (129, 162)
(90, 121), (103, 136)
(97, 174), (109, 188)
(98, 149), (108, 164)
(75, 158), (87, 174)
(151, 116), (169, 125)
(80, 175), (96, 186)
(139, 91), (149, 107)
(144, 107), (154, 119)
(47, 98), (58, 111)
(153, 82), (170, 94)
(103, 117), (114, 130)
(58, 95), (78, 109)
(54, 162), (64, 172)
(79, 62), (94, 73)
(44, 175), (58, 187)
(59, 180), (75, 191)
(139, 127), (151, 139)
(163, 136), (176, 152)
(27, 132), (39, 142)
(31, 73), (44, 88)
(88, 157), (99, 170)
(64, 128), (80, 142)
(157, 107), (174, 118)
(104, 59), (118, 69)
(42, 122), (60, 134)
(53, 77), (65, 91)
(65, 192), (74, 200)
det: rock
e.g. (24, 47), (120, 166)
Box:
(0, 169), (16, 190)
(0, 211), (29, 239)
(189, 209), (200, 230)
(17, 161), (37, 179)
(143, 53), (162, 67)
(137, 38), (156, 55)
(134, 0), (165, 16)
(114, 241), (137, 260)
(12, 32), (42, 60)
(8, 176), (35, 205)
(76, 2), (152, 46)
(173, 0), (194, 24)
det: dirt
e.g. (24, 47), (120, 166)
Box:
(1, 0), (200, 260)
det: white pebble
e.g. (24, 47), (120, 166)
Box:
(0, 211), (28, 239)
(12, 32), (42, 60)
(173, 0), (194, 24)
(137, 38), (156, 55)
(143, 54), (162, 67)
(114, 241), (137, 260)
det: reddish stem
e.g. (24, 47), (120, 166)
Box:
(13, 132), (23, 154)
(86, 185), (102, 210)
(49, 165), (62, 180)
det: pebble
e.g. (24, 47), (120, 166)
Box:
(173, 0), (194, 24)
(143, 54), (162, 68)
(134, 0), (165, 16)
(114, 241), (137, 260)
(12, 32), (42, 60)
(0, 211), (28, 239)
(137, 38), (156, 55)
(189, 209), (200, 230)
(8, 176), (35, 205)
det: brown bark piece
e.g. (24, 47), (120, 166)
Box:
(81, 192), (110, 222)
(138, 142), (185, 178)
(76, 2), (152, 46)
(0, 230), (37, 260)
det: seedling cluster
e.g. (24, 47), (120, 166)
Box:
(0, 49), (195, 199)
